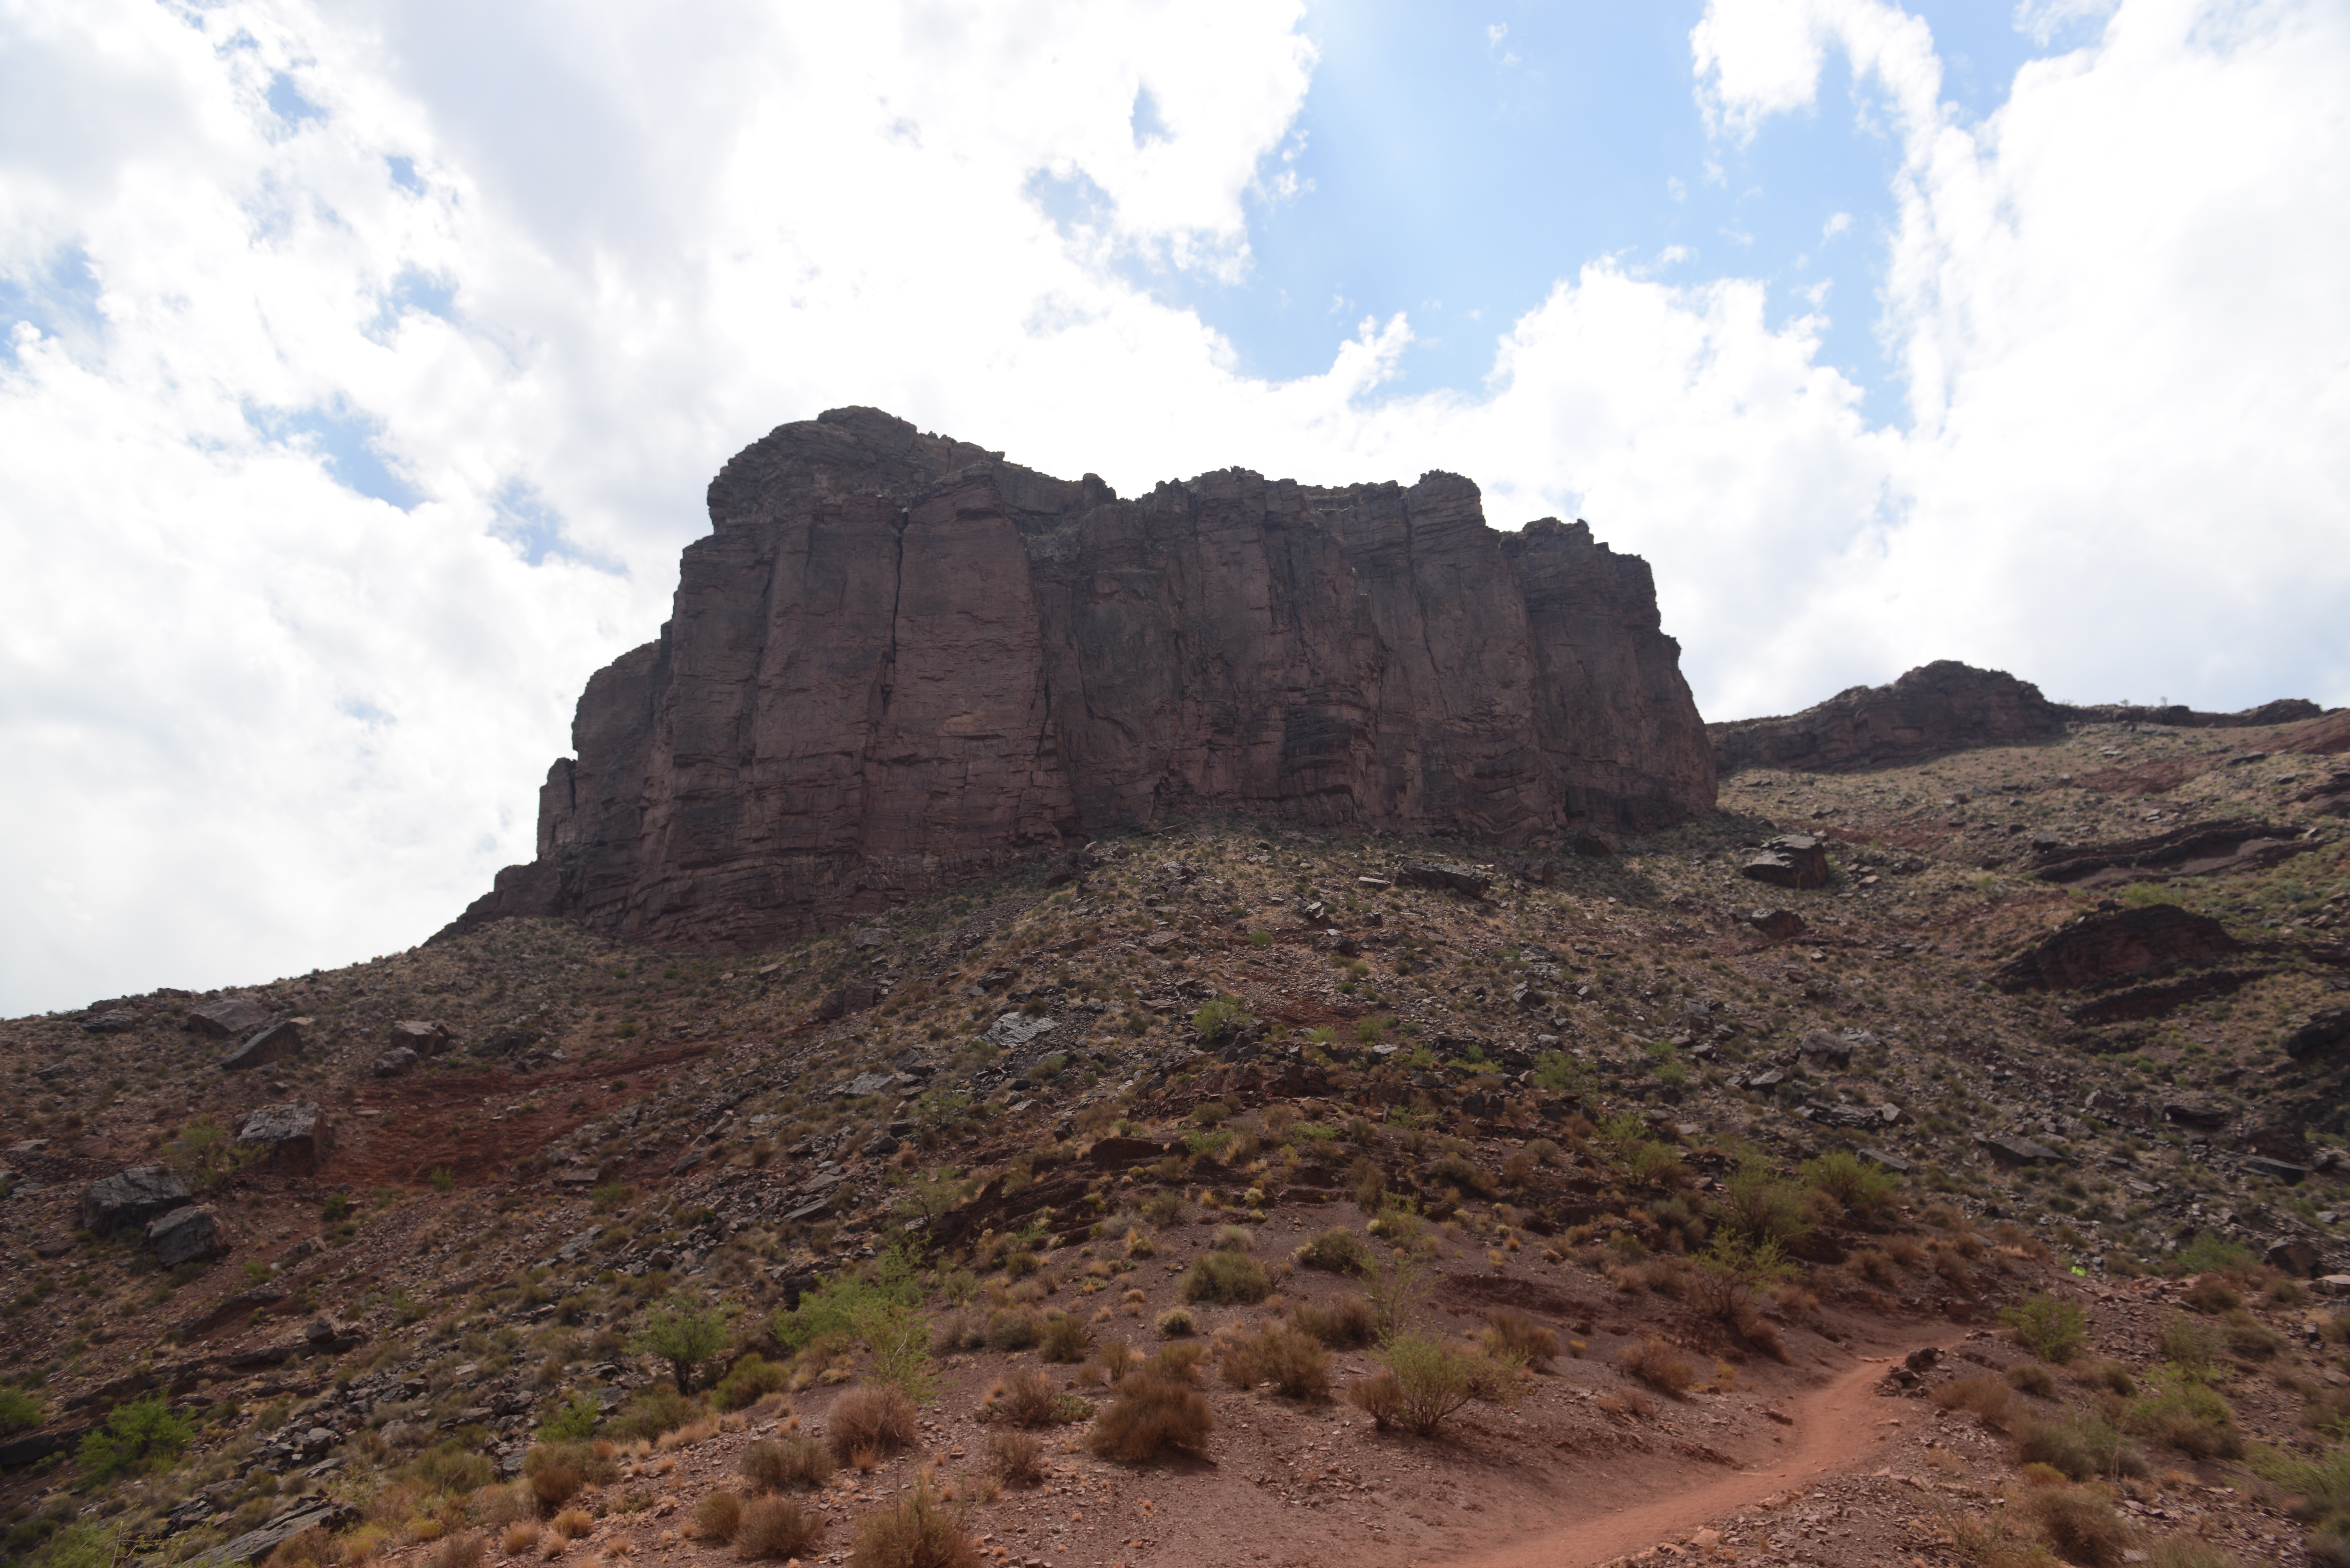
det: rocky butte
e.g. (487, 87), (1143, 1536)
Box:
(444, 407), (1716, 950)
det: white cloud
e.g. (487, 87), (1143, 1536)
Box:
(1, 0), (2343, 1015)
(1822, 209), (1853, 238)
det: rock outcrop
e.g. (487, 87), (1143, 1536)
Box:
(444, 407), (1715, 951)
(1709, 660), (2330, 775)
(1994, 906), (2240, 994)
(80, 1166), (192, 1235)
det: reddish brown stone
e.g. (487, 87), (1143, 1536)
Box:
(442, 408), (1715, 951)
(1994, 905), (2240, 993)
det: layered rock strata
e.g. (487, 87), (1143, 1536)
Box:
(446, 406), (1715, 950)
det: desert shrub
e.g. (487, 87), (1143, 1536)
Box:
(1088, 1369), (1214, 1462)
(1347, 1156), (1387, 1210)
(2080, 1361), (2137, 1398)
(1477, 1311), (1558, 1372)
(1291, 1294), (1376, 1349)
(2156, 1315), (2221, 1372)
(1352, 1333), (1476, 1436)
(981, 1368), (1086, 1429)
(428, 1532), (486, 1568)
(549, 1509), (595, 1542)
(0, 1386), (43, 1433)
(408, 1441), (497, 1496)
(265, 1525), (346, 1568)
(984, 1428), (1046, 1487)
(694, 1491), (744, 1544)
(985, 1309), (1041, 1352)
(1212, 1224), (1255, 1253)
(607, 1384), (699, 1443)
(1038, 1314), (1092, 1364)
(1800, 1150), (1900, 1220)
(1296, 1229), (1374, 1276)
(1192, 996), (1254, 1042)
(2170, 1232), (2254, 1277)
(772, 1246), (925, 1350)
(1619, 1336), (1695, 1395)
(1182, 1252), (1271, 1305)
(2127, 1368), (2242, 1459)
(741, 1433), (833, 1491)
(76, 1395), (194, 1480)
(2220, 1309), (2281, 1361)
(859, 1303), (942, 1405)
(2015, 1413), (2135, 1481)
(524, 1447), (583, 1511)
(850, 1478), (978, 1568)
(1848, 1247), (1898, 1287)
(712, 1353), (789, 1412)
(1219, 1326), (1330, 1400)
(1931, 1376), (2019, 1432)
(1156, 1307), (1196, 1338)
(536, 1394), (601, 1442)
(2006, 1363), (2059, 1398)
(829, 1384), (918, 1463)
(2003, 1293), (2090, 1364)
(1424, 1154), (1497, 1198)
(2148, 1542), (2240, 1568)
(2018, 1482), (2129, 1567)
(1715, 1166), (1810, 1246)
(2184, 1274), (2240, 1314)
(636, 1293), (735, 1393)
(500, 1521), (543, 1556)
(737, 1495), (824, 1560)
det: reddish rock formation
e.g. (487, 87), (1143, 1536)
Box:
(1993, 905), (2240, 994)
(445, 407), (1716, 950)
(1709, 660), (2330, 775)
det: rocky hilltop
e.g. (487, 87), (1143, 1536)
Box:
(1708, 659), (2325, 775)
(447, 407), (1715, 949)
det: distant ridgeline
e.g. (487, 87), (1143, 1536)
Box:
(443, 407), (1717, 950)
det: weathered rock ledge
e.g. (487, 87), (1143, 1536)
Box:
(443, 406), (1716, 950)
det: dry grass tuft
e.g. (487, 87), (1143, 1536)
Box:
(1088, 1368), (1215, 1463)
(828, 1384), (918, 1464)
(982, 1428), (1046, 1488)
(693, 1491), (743, 1544)
(735, 1496), (824, 1560)
(1619, 1336), (1695, 1395)
(739, 1434), (833, 1492)
(1477, 1310), (1558, 1371)
(848, 1479), (980, 1568)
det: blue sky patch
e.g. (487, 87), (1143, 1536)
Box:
(491, 480), (625, 574)
(246, 401), (423, 509)
(0, 246), (104, 365)
(266, 71), (326, 128)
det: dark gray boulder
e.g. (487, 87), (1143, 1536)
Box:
(147, 1204), (224, 1266)
(185, 996), (273, 1039)
(80, 1165), (192, 1235)
(221, 1019), (302, 1071)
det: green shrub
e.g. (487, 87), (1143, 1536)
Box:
(408, 1441), (497, 1496)
(711, 1353), (789, 1412)
(0, 1385), (42, 1433)
(771, 1245), (924, 1352)
(166, 1117), (243, 1192)
(1800, 1150), (1900, 1219)
(535, 1395), (601, 1443)
(985, 1309), (1040, 1352)
(1715, 1166), (1811, 1246)
(2127, 1367), (2242, 1459)
(605, 1385), (699, 1443)
(2169, 1231), (2254, 1275)
(634, 1293), (734, 1393)
(1295, 1228), (1373, 1275)
(1181, 1252), (1270, 1306)
(1191, 996), (1255, 1042)
(75, 1396), (193, 1479)
(1423, 1153), (1497, 1198)
(2156, 1315), (2221, 1372)
(2014, 1414), (2134, 1481)
(1291, 1295), (1376, 1348)
(29, 1524), (117, 1568)
(2018, 1482), (2129, 1566)
(2002, 1293), (2090, 1364)
(1350, 1333), (1475, 1436)
(1218, 1326), (1330, 1400)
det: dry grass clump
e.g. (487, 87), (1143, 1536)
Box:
(1182, 1252), (1272, 1305)
(1295, 1228), (1374, 1275)
(2005, 1362), (2059, 1398)
(982, 1428), (1046, 1488)
(1931, 1375), (2020, 1432)
(2018, 1482), (2131, 1566)
(1155, 1307), (1196, 1338)
(735, 1495), (824, 1560)
(429, 1532), (486, 1568)
(1291, 1294), (1376, 1348)
(693, 1491), (743, 1544)
(828, 1384), (918, 1464)
(502, 1521), (544, 1556)
(1217, 1325), (1331, 1400)
(1088, 1356), (1215, 1463)
(1477, 1310), (1558, 1371)
(740, 1433), (834, 1492)
(849, 1479), (979, 1568)
(1619, 1336), (1695, 1395)
(979, 1367), (1083, 1429)
(1038, 1313), (1092, 1364)
(550, 1509), (596, 1542)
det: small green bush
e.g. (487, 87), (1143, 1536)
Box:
(605, 1385), (698, 1443)
(1191, 996), (1255, 1042)
(1800, 1150), (1900, 1219)
(0, 1385), (42, 1434)
(535, 1395), (601, 1443)
(1181, 1252), (1271, 1305)
(1349, 1333), (1475, 1436)
(1038, 1314), (1092, 1364)
(635, 1294), (735, 1393)
(2169, 1231), (2254, 1276)
(408, 1441), (497, 1496)
(1219, 1326), (1330, 1400)
(75, 1396), (193, 1479)
(2002, 1293), (2090, 1364)
(711, 1352), (789, 1412)
(2127, 1367), (2242, 1459)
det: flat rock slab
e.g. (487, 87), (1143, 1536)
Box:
(1995, 905), (2238, 993)
(1398, 861), (1491, 898)
(182, 1503), (357, 1568)
(1743, 908), (1806, 940)
(985, 1012), (1058, 1050)
(1979, 1135), (2066, 1165)
(387, 1019), (455, 1055)
(185, 996), (273, 1039)
(1741, 834), (1830, 890)
(221, 1018), (303, 1071)
(81, 1165), (193, 1235)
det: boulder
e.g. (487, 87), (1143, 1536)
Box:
(220, 1018), (302, 1071)
(1979, 1135), (2066, 1166)
(473, 1023), (541, 1057)
(1398, 862), (1492, 898)
(1741, 834), (1829, 890)
(371, 1047), (420, 1078)
(2241, 1156), (2311, 1185)
(235, 1104), (331, 1173)
(1798, 1031), (1853, 1070)
(1994, 906), (2239, 993)
(184, 996), (273, 1039)
(387, 1019), (455, 1056)
(1743, 908), (1806, 940)
(2285, 1008), (2350, 1060)
(146, 1205), (224, 1267)
(816, 981), (879, 1020)
(80, 1009), (139, 1035)
(437, 408), (1714, 951)
(80, 1165), (193, 1235)
(2267, 1239), (2323, 1278)
(181, 1503), (357, 1568)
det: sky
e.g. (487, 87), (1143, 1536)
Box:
(2, 0), (2345, 1016)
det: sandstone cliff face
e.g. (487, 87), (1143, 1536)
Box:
(447, 407), (1715, 949)
(1709, 660), (2330, 776)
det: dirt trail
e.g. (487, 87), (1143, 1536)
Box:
(1444, 1358), (1902, 1568)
